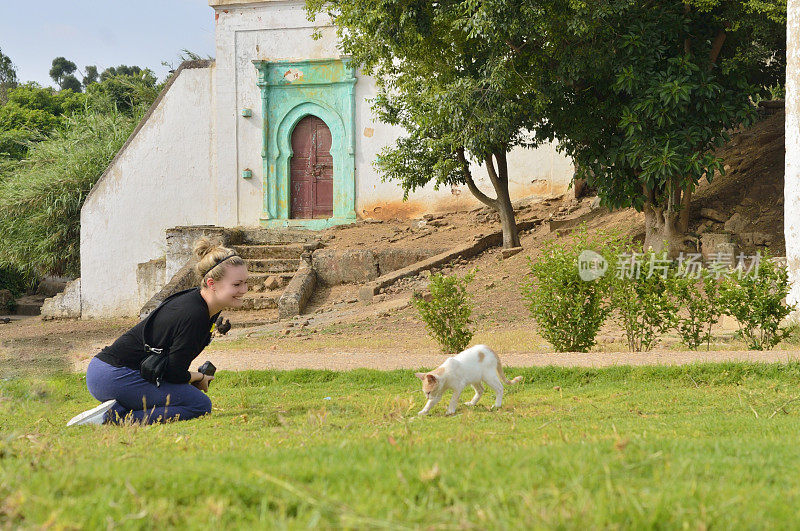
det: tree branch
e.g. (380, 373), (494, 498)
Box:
(457, 148), (496, 208)
(708, 28), (727, 68)
(485, 153), (503, 193)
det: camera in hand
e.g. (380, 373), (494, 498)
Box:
(197, 360), (216, 377)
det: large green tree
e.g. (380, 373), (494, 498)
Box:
(532, 0), (786, 255)
(306, 0), (559, 248)
(0, 47), (18, 105)
(49, 57), (78, 90)
(0, 83), (84, 159)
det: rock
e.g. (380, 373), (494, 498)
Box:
(589, 196), (602, 211)
(697, 220), (715, 233)
(312, 249), (379, 285)
(724, 212), (751, 234)
(740, 232), (773, 247)
(700, 208), (727, 223)
(700, 233), (734, 262)
(263, 275), (282, 291)
(502, 247), (523, 259)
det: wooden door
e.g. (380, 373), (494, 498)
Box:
(290, 115), (334, 219)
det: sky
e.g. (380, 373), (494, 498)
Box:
(0, 1), (216, 87)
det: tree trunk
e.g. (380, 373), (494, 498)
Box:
(642, 183), (692, 258)
(457, 148), (521, 249)
(488, 151), (521, 248)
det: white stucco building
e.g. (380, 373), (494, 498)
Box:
(786, 0), (800, 316)
(75, 0), (575, 318)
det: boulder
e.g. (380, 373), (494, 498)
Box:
(700, 208), (727, 223)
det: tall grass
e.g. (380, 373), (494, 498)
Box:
(0, 106), (143, 288)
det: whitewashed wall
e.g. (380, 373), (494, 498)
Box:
(210, 0), (574, 224)
(80, 64), (216, 318)
(786, 0), (800, 317)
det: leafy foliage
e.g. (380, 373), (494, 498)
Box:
(667, 268), (724, 350)
(522, 225), (622, 352)
(49, 57), (78, 90)
(412, 271), (476, 354)
(305, 0), (549, 247)
(0, 83), (84, 159)
(0, 108), (142, 285)
(0, 47), (18, 105)
(610, 249), (679, 352)
(532, 0), (785, 251)
(719, 252), (796, 350)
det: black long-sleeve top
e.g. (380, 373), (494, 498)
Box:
(95, 288), (221, 384)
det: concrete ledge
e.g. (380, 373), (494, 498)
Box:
(139, 259), (199, 319)
(278, 265), (316, 319)
(358, 220), (539, 302)
(312, 247), (447, 286)
(41, 278), (81, 319)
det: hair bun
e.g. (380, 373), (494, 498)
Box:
(192, 236), (223, 260)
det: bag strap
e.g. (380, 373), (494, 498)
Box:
(141, 287), (198, 355)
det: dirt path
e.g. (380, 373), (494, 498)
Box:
(71, 346), (800, 373)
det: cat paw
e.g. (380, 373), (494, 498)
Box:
(445, 410), (457, 416)
(417, 410), (428, 416)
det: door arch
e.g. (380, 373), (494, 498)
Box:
(290, 115), (333, 219)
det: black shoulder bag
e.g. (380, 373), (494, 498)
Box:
(139, 288), (197, 387)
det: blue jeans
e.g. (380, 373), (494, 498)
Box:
(85, 356), (212, 424)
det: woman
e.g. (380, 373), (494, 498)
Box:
(66, 237), (249, 426)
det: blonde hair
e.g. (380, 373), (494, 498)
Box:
(193, 236), (246, 289)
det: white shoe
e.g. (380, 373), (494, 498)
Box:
(66, 399), (117, 426)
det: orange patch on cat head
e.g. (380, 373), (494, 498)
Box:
(432, 367), (445, 376)
(423, 374), (439, 393)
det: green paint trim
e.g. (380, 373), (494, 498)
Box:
(253, 58), (357, 230)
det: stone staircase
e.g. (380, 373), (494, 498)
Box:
(227, 229), (319, 312)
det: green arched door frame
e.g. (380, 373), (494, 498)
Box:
(253, 58), (357, 229)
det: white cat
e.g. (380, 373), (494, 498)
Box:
(414, 344), (523, 416)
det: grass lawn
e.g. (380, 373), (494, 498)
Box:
(3, 362), (800, 529)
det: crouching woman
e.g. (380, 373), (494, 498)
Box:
(66, 237), (249, 426)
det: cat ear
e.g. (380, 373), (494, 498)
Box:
(426, 374), (438, 384)
(414, 372), (427, 380)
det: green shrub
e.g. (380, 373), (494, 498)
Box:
(611, 248), (678, 352)
(521, 225), (621, 352)
(0, 107), (141, 284)
(668, 268), (724, 351)
(412, 270), (475, 354)
(0, 264), (29, 298)
(719, 251), (796, 350)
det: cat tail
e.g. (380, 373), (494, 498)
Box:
(495, 356), (523, 385)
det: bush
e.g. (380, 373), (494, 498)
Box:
(0, 264), (29, 298)
(719, 251), (796, 350)
(0, 108), (141, 284)
(668, 268), (724, 351)
(522, 225), (621, 352)
(412, 270), (475, 354)
(611, 248), (678, 352)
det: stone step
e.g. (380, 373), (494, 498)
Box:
(220, 309), (279, 329)
(12, 295), (46, 316)
(246, 272), (294, 290)
(233, 293), (279, 311)
(238, 228), (319, 245)
(245, 258), (301, 273)
(232, 244), (306, 260)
